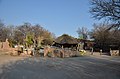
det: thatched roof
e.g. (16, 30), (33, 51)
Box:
(55, 34), (78, 44)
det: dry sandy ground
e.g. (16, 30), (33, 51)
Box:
(0, 55), (27, 65)
(0, 55), (27, 74)
(0, 53), (120, 79)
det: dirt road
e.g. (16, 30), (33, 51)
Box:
(0, 56), (120, 79)
(0, 55), (26, 65)
(0, 55), (27, 75)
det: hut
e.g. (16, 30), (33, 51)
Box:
(53, 34), (78, 50)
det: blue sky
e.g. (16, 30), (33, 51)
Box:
(0, 0), (101, 37)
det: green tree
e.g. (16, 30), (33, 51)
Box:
(0, 21), (55, 47)
(25, 32), (34, 47)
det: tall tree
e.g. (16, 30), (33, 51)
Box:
(90, 23), (110, 52)
(90, 0), (120, 54)
(90, 0), (120, 29)
(90, 22), (120, 52)
(0, 21), (55, 47)
(0, 21), (11, 42)
(90, 23), (110, 45)
(77, 27), (88, 40)
(0, 21), (5, 41)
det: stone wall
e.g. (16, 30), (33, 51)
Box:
(110, 50), (119, 56)
(0, 42), (2, 49)
(44, 46), (79, 58)
(0, 39), (10, 50)
(0, 39), (14, 55)
(2, 43), (10, 50)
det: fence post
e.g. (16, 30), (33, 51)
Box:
(100, 49), (102, 55)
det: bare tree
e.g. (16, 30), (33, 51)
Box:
(77, 27), (88, 40)
(0, 21), (55, 47)
(90, 0), (120, 29)
(90, 22), (120, 52)
(0, 21), (11, 42)
(0, 21), (5, 41)
(90, 23), (110, 43)
(90, 23), (111, 52)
